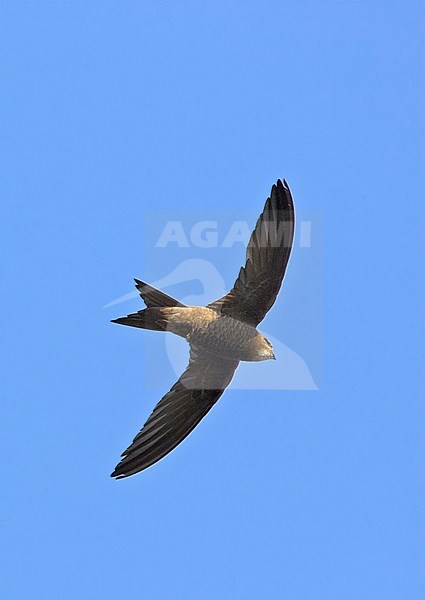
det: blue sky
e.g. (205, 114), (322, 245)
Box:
(1, 2), (423, 599)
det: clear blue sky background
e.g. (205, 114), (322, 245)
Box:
(1, 2), (423, 599)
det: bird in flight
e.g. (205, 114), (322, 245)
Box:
(111, 179), (295, 478)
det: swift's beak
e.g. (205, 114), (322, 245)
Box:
(271, 352), (276, 360)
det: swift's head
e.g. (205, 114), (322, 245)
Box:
(248, 334), (276, 362)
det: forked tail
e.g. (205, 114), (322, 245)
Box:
(134, 279), (185, 309)
(112, 307), (171, 331)
(111, 279), (186, 331)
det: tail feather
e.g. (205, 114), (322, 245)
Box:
(134, 279), (185, 308)
(112, 308), (170, 331)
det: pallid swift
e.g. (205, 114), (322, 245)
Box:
(111, 179), (294, 478)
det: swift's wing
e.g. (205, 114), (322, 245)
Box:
(111, 350), (238, 478)
(208, 179), (295, 326)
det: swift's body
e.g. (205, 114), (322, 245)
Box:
(111, 179), (295, 478)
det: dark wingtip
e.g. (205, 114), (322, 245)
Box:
(276, 178), (290, 191)
(110, 466), (128, 479)
(110, 462), (122, 478)
(271, 179), (288, 199)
